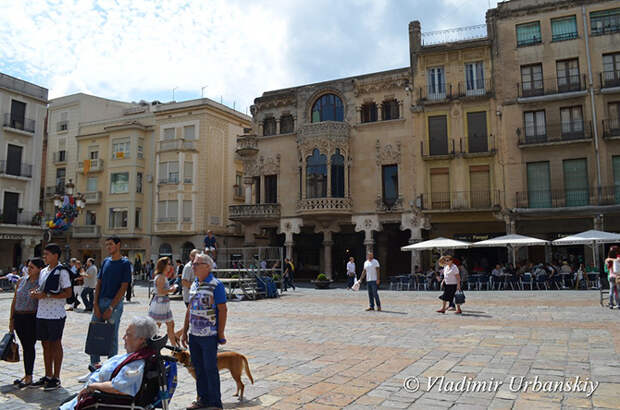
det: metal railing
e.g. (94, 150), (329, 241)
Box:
(83, 191), (102, 204)
(0, 160), (33, 177)
(421, 190), (500, 210)
(518, 74), (586, 98)
(158, 176), (179, 185)
(421, 136), (496, 157)
(518, 121), (592, 145)
(421, 24), (487, 46)
(56, 121), (68, 132)
(457, 79), (492, 97)
(45, 185), (65, 197)
(603, 118), (620, 138)
(2, 113), (35, 133)
(77, 159), (104, 172)
(516, 186), (620, 208)
(73, 225), (101, 238)
(600, 70), (620, 89)
(158, 138), (196, 152)
(0, 210), (43, 226)
(156, 216), (178, 223)
(229, 203), (281, 220)
(418, 83), (453, 102)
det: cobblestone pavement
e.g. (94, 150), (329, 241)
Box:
(0, 286), (619, 409)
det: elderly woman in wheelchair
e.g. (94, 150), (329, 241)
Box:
(60, 316), (160, 410)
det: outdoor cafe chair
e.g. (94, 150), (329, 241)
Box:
(521, 272), (533, 290)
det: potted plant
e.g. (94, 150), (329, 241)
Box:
(311, 273), (333, 289)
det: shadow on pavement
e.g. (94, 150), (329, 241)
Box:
(376, 310), (408, 315)
(0, 384), (74, 409)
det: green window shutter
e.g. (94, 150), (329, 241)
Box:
(551, 16), (577, 41)
(527, 162), (551, 208)
(516, 22), (541, 46)
(563, 159), (589, 207)
(613, 156), (620, 204)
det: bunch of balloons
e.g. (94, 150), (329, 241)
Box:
(46, 195), (78, 232)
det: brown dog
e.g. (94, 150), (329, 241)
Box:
(172, 349), (254, 400)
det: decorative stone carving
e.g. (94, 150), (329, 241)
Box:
(353, 75), (409, 96)
(259, 154), (281, 175)
(296, 198), (353, 215)
(229, 204), (281, 221)
(375, 140), (402, 165)
(297, 122), (350, 159)
(376, 195), (404, 213)
(352, 214), (381, 234)
(278, 218), (303, 237)
(254, 92), (296, 111)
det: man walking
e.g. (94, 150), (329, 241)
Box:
(30, 243), (73, 390)
(283, 258), (296, 291)
(182, 249), (199, 307)
(346, 257), (356, 289)
(89, 236), (131, 368)
(359, 252), (381, 311)
(181, 253), (227, 410)
(81, 258), (97, 311)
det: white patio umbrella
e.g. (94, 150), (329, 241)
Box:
(472, 234), (549, 264)
(472, 234), (549, 247)
(401, 237), (471, 251)
(552, 230), (620, 277)
(551, 230), (620, 246)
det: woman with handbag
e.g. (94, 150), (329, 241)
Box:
(8, 257), (45, 388)
(437, 255), (463, 315)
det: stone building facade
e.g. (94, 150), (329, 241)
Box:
(0, 72), (48, 270)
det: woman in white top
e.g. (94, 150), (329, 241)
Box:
(437, 255), (462, 314)
(606, 246), (619, 309)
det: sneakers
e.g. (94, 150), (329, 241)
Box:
(377, 306), (382, 311)
(29, 376), (49, 388)
(365, 307), (374, 311)
(77, 372), (92, 383)
(44, 378), (61, 391)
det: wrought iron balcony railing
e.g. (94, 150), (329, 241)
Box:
(0, 210), (43, 226)
(2, 113), (35, 133)
(421, 24), (487, 46)
(421, 190), (500, 210)
(518, 121), (592, 146)
(518, 74), (586, 99)
(516, 186), (620, 208)
(296, 197), (352, 214)
(600, 70), (620, 89)
(0, 160), (33, 177)
(421, 135), (496, 158)
(603, 118), (620, 138)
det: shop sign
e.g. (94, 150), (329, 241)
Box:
(0, 233), (23, 240)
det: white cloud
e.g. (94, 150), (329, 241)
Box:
(0, 0), (497, 109)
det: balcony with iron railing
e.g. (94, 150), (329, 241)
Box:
(421, 24), (487, 46)
(0, 210), (44, 226)
(417, 79), (493, 104)
(157, 138), (197, 152)
(421, 136), (496, 160)
(83, 191), (102, 204)
(229, 203), (281, 221)
(158, 176), (179, 185)
(600, 70), (620, 90)
(518, 121), (592, 147)
(517, 74), (587, 102)
(72, 225), (101, 238)
(0, 160), (33, 178)
(56, 120), (68, 132)
(2, 113), (35, 133)
(77, 159), (104, 173)
(421, 190), (500, 211)
(296, 197), (353, 215)
(516, 186), (620, 209)
(603, 118), (620, 138)
(45, 185), (65, 197)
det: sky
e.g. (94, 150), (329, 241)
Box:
(0, 0), (499, 114)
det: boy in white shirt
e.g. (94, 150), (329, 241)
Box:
(359, 252), (381, 311)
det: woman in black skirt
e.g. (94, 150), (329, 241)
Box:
(437, 255), (463, 314)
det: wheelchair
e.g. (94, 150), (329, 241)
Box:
(63, 335), (178, 410)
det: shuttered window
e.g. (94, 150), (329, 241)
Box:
(430, 168), (449, 209)
(470, 166), (490, 208)
(613, 156), (620, 204)
(467, 111), (488, 153)
(428, 115), (448, 155)
(527, 162), (551, 208)
(563, 159), (589, 206)
(516, 21), (542, 46)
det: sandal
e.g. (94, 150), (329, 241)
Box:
(436, 310), (446, 314)
(455, 310), (463, 314)
(186, 401), (207, 410)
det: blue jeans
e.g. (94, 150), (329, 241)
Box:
(610, 282), (618, 306)
(367, 280), (381, 309)
(189, 334), (221, 408)
(81, 287), (94, 310)
(90, 298), (123, 365)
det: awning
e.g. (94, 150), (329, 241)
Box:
(472, 234), (549, 247)
(401, 237), (471, 251)
(552, 230), (620, 246)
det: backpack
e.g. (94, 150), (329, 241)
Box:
(42, 263), (73, 296)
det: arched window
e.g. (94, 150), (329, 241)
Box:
(280, 114), (294, 133)
(381, 99), (400, 121)
(181, 242), (195, 262)
(331, 149), (345, 197)
(263, 117), (276, 136)
(306, 149), (327, 198)
(159, 243), (172, 257)
(311, 94), (344, 123)
(361, 102), (377, 123)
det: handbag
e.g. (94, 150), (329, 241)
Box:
(85, 321), (114, 356)
(454, 290), (466, 305)
(0, 332), (20, 362)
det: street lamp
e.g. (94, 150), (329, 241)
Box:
(47, 179), (86, 262)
